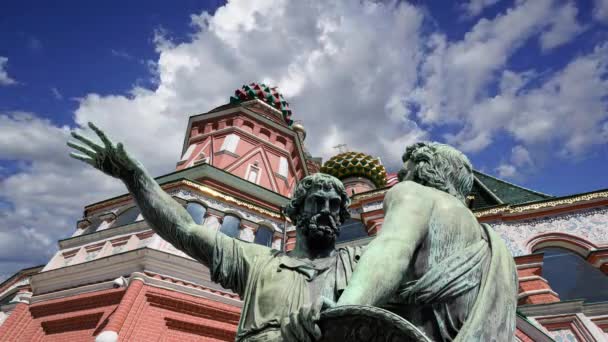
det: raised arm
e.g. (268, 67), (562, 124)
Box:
(67, 122), (216, 266)
(336, 181), (432, 307)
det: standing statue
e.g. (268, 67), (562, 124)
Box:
(67, 123), (368, 341)
(335, 142), (518, 341)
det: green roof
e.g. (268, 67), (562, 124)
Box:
(472, 170), (552, 207)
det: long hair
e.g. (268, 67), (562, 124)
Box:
(283, 173), (350, 225)
(402, 142), (473, 202)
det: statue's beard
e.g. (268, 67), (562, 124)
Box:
(298, 213), (340, 250)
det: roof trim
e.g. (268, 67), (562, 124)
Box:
(83, 163), (290, 215)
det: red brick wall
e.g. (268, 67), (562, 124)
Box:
(119, 285), (241, 341)
(0, 287), (124, 342)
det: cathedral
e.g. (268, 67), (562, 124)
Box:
(0, 83), (607, 341)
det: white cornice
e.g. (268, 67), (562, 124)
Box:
(30, 248), (232, 298)
(515, 315), (553, 342)
(58, 221), (149, 250)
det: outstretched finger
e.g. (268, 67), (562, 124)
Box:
(88, 122), (113, 149)
(69, 152), (95, 166)
(67, 141), (97, 158)
(71, 131), (103, 152)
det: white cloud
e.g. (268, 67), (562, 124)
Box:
(0, 57), (16, 86)
(0, 113), (124, 279)
(496, 163), (517, 178)
(461, 0), (501, 17)
(495, 145), (534, 180)
(0, 0), (606, 280)
(0, 0), (428, 279)
(594, 0), (608, 23)
(452, 43), (608, 156)
(408, 0), (558, 126)
(539, 2), (585, 51)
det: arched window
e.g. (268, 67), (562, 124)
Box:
(254, 226), (274, 247)
(336, 218), (368, 243)
(112, 206), (141, 228)
(242, 121), (254, 133)
(538, 247), (608, 303)
(275, 136), (287, 149)
(220, 214), (241, 238)
(259, 128), (271, 141)
(186, 202), (207, 224)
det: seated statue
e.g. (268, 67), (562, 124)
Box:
(335, 142), (518, 341)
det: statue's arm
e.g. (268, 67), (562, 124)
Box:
(123, 164), (216, 266)
(67, 122), (216, 267)
(336, 181), (432, 306)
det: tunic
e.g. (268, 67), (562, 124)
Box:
(208, 233), (363, 341)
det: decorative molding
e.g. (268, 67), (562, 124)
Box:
(516, 315), (554, 342)
(30, 248), (237, 304)
(179, 180), (282, 219)
(519, 300), (585, 317)
(491, 207), (608, 256)
(475, 190), (608, 219)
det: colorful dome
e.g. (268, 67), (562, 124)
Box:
(320, 151), (387, 188)
(230, 83), (293, 126)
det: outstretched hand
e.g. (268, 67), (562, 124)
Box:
(67, 122), (142, 182)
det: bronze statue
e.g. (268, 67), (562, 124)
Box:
(68, 123), (365, 341)
(68, 124), (517, 341)
(335, 142), (518, 341)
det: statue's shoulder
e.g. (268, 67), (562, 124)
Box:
(386, 181), (435, 203)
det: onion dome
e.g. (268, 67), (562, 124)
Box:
(230, 83), (293, 126)
(320, 152), (387, 188)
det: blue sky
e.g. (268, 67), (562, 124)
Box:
(0, 0), (607, 280)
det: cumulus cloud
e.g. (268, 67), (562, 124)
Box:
(453, 43), (608, 156)
(0, 0), (606, 280)
(0, 57), (16, 85)
(0, 113), (125, 279)
(539, 2), (585, 51)
(0, 0), (428, 279)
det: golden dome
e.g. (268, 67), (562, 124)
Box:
(320, 151), (387, 188)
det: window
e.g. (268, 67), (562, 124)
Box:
(259, 128), (271, 141)
(538, 247), (608, 303)
(254, 226), (274, 247)
(112, 207), (141, 228)
(186, 202), (207, 224)
(220, 134), (240, 153)
(336, 218), (368, 243)
(247, 165), (260, 183)
(278, 157), (288, 178)
(276, 136), (287, 149)
(180, 144), (196, 162)
(220, 215), (241, 238)
(242, 121), (254, 133)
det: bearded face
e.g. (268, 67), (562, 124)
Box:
(297, 185), (343, 250)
